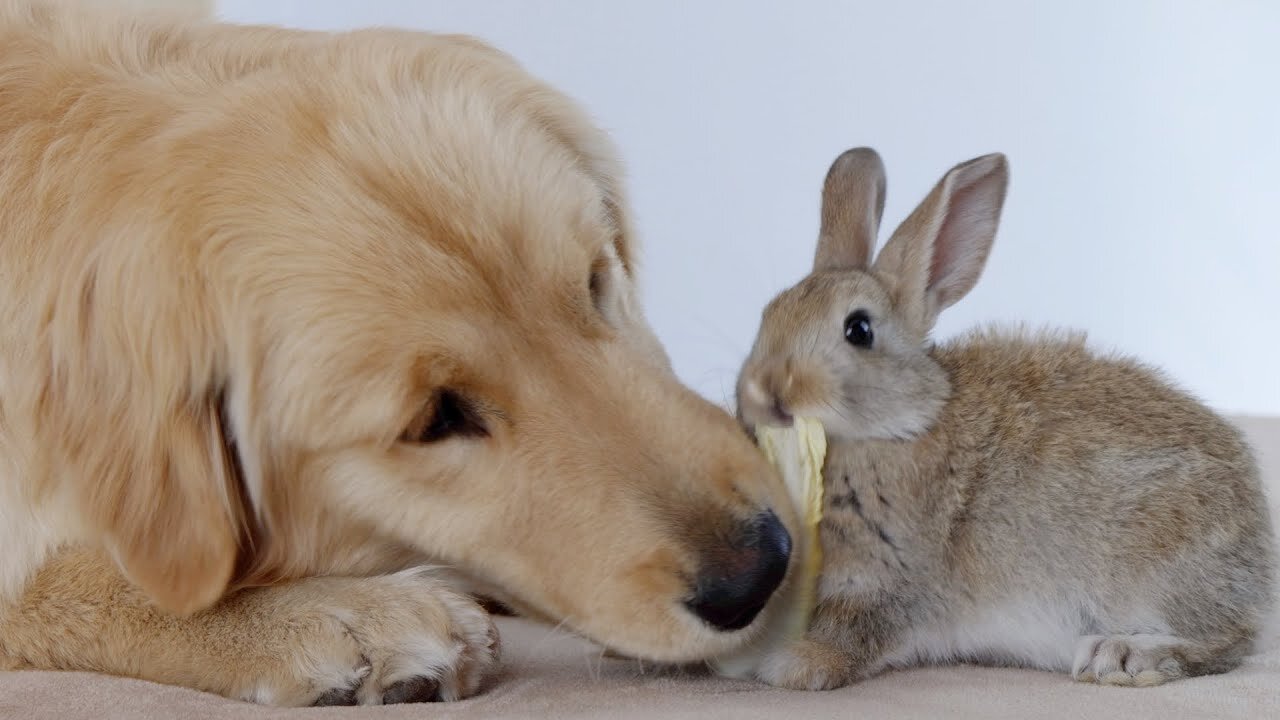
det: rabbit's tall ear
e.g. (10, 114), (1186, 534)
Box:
(873, 153), (1008, 330)
(814, 147), (886, 272)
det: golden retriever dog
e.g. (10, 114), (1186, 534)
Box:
(0, 0), (796, 706)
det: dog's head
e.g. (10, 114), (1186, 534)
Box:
(34, 30), (795, 661)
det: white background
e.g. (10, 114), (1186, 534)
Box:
(218, 1), (1280, 416)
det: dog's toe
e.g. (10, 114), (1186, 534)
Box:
(312, 685), (360, 707)
(381, 676), (441, 704)
(223, 571), (499, 706)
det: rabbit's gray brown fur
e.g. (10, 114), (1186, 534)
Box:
(737, 148), (1275, 690)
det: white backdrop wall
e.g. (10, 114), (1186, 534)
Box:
(218, 1), (1280, 416)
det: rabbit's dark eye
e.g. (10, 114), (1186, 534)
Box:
(844, 310), (874, 348)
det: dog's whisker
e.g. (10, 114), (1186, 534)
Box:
(527, 613), (578, 659)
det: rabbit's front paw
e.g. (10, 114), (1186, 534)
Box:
(1072, 634), (1185, 687)
(755, 638), (860, 690)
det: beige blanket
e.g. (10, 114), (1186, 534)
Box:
(4, 416), (1278, 718)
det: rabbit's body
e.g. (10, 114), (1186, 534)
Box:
(737, 149), (1274, 690)
(810, 327), (1271, 686)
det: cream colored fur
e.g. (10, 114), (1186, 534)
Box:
(0, 0), (796, 706)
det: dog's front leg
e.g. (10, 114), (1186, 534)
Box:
(0, 547), (500, 706)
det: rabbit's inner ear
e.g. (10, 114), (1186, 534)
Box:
(814, 147), (886, 272)
(924, 153), (1008, 311)
(873, 153), (1009, 330)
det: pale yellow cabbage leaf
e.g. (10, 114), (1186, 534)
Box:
(711, 417), (826, 678)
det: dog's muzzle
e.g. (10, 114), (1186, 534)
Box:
(684, 511), (792, 631)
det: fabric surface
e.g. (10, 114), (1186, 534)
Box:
(4, 417), (1278, 719)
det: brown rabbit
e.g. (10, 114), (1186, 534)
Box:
(735, 148), (1276, 690)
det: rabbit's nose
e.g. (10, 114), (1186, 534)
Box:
(742, 376), (769, 406)
(740, 375), (795, 428)
(770, 397), (794, 424)
(762, 368), (797, 425)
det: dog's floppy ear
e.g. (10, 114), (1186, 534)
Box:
(37, 267), (246, 616)
(544, 118), (637, 276)
(446, 38), (640, 276)
(508, 87), (636, 274)
(88, 393), (244, 616)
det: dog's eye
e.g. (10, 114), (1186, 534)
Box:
(589, 257), (616, 316)
(844, 310), (874, 349)
(403, 390), (487, 443)
(589, 269), (605, 311)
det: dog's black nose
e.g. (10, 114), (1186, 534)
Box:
(685, 511), (792, 631)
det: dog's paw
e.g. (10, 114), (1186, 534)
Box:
(224, 568), (500, 706)
(753, 638), (859, 690)
(1071, 634), (1184, 687)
